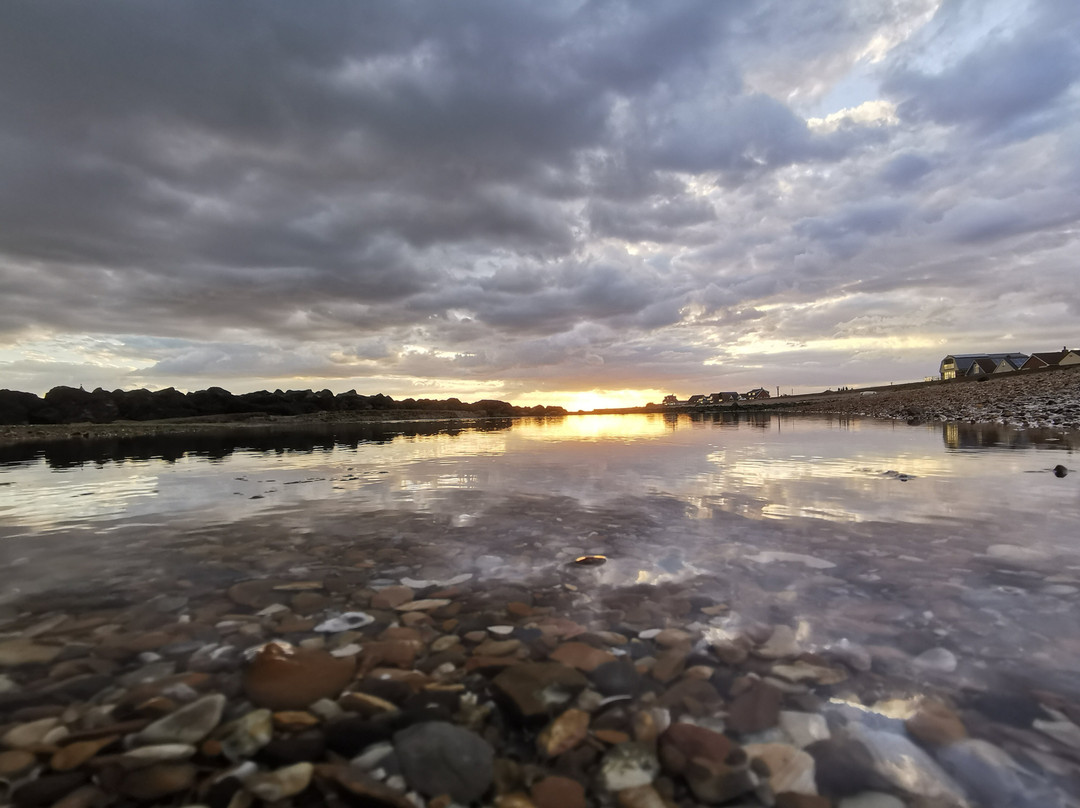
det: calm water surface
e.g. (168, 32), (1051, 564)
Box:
(2, 412), (1079, 694)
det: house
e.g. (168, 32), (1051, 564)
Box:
(744, 388), (770, 400)
(993, 355), (1028, 373)
(940, 353), (1026, 379)
(709, 392), (740, 404)
(1021, 348), (1080, 370)
(662, 394), (680, 406)
(687, 394), (707, 406)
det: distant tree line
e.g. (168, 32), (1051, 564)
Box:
(0, 385), (567, 425)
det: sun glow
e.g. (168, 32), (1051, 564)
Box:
(514, 388), (663, 411)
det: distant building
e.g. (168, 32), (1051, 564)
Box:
(744, 387), (771, 400)
(709, 392), (740, 404)
(993, 355), (1028, 373)
(687, 394), (707, 405)
(1020, 348), (1080, 370)
(940, 353), (1027, 379)
(662, 394), (679, 406)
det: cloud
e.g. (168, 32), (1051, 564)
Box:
(1, 1), (1078, 402)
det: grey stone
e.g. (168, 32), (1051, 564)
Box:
(128, 693), (226, 747)
(937, 738), (1065, 808)
(394, 721), (494, 803)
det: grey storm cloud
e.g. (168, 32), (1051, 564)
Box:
(1, 0), (1079, 399)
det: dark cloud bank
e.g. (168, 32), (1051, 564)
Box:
(1, 0), (1078, 403)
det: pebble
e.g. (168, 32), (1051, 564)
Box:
(394, 721), (495, 803)
(745, 742), (818, 795)
(2, 716), (61, 748)
(50, 735), (119, 770)
(904, 699), (967, 748)
(128, 693), (226, 746)
(0, 638), (64, 666)
(531, 775), (587, 808)
(599, 742), (660, 791)
(779, 711), (831, 749)
(912, 647), (958, 674)
(315, 612), (375, 632)
(243, 761), (314, 801)
(396, 599), (451, 612)
(242, 642), (356, 710)
(838, 794), (907, 808)
(220, 708), (273, 761)
(119, 762), (197, 800)
(117, 743), (197, 767)
(756, 625), (801, 659)
(550, 641), (617, 672)
(0, 749), (37, 777)
(537, 708), (590, 756)
(493, 662), (588, 718)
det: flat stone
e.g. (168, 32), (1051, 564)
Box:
(617, 783), (668, 808)
(531, 775), (586, 808)
(243, 642), (356, 710)
(936, 738), (1059, 808)
(650, 648), (688, 683)
(599, 742), (660, 791)
(128, 693), (225, 746)
(316, 612), (375, 632)
(119, 762), (197, 800)
(493, 662), (588, 719)
(474, 638), (522, 657)
(319, 762), (413, 808)
(0, 749), (38, 777)
(538, 708), (590, 757)
(244, 761), (314, 801)
(727, 680), (783, 734)
(2, 716), (61, 748)
(780, 711), (831, 749)
(50, 735), (119, 770)
(654, 629), (692, 647)
(340, 691), (399, 716)
(220, 708), (273, 761)
(905, 700), (967, 748)
(396, 598), (451, 612)
(0, 639), (64, 666)
(372, 586), (415, 609)
(116, 744), (197, 768)
(756, 625), (801, 659)
(771, 660), (848, 685)
(394, 721), (495, 803)
(659, 723), (734, 775)
(550, 641), (618, 672)
(912, 647), (957, 674)
(745, 743), (817, 795)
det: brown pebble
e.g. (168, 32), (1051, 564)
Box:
(51, 736), (119, 771)
(474, 639), (522, 657)
(538, 708), (591, 757)
(497, 794), (537, 808)
(905, 699), (967, 747)
(594, 729), (632, 745)
(0, 750), (37, 778)
(243, 642), (356, 710)
(727, 680), (782, 734)
(617, 784), (667, 808)
(549, 642), (617, 672)
(507, 602), (534, 617)
(339, 691), (399, 716)
(273, 711), (320, 731)
(531, 776), (586, 808)
(650, 648), (688, 683)
(119, 763), (197, 800)
(50, 784), (108, 808)
(372, 586), (415, 609)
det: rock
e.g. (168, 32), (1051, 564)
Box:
(590, 661), (642, 696)
(394, 721), (495, 803)
(599, 742), (660, 791)
(837, 793), (906, 808)
(683, 750), (757, 804)
(531, 776), (587, 808)
(47, 784), (107, 808)
(771, 660), (848, 685)
(727, 680), (783, 734)
(2, 716), (61, 748)
(474, 638), (522, 657)
(756, 625), (801, 659)
(905, 700), (967, 748)
(119, 762), (197, 800)
(243, 642), (356, 710)
(11, 772), (89, 808)
(372, 586), (415, 609)
(128, 693), (225, 746)
(316, 612), (375, 632)
(340, 691), (399, 716)
(1053, 464), (1068, 478)
(780, 711), (830, 749)
(745, 743), (818, 795)
(937, 738), (1061, 808)
(117, 744), (197, 767)
(617, 783), (668, 808)
(658, 723), (734, 775)
(50, 735), (119, 770)
(0, 639), (63, 666)
(550, 642), (618, 672)
(0, 749), (37, 777)
(775, 794), (831, 808)
(821, 639), (872, 672)
(806, 733), (891, 798)
(493, 662), (588, 719)
(220, 708), (273, 761)
(650, 648), (688, 682)
(849, 725), (967, 804)
(538, 708), (590, 757)
(396, 599), (451, 612)
(244, 762), (314, 801)
(320, 763), (413, 808)
(912, 647), (958, 674)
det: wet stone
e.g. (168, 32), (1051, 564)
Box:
(493, 662), (589, 720)
(118, 762), (197, 800)
(658, 723), (734, 775)
(538, 708), (591, 757)
(905, 699), (967, 748)
(727, 679), (783, 734)
(244, 761), (314, 801)
(129, 692), (225, 746)
(394, 721), (495, 803)
(599, 742), (660, 791)
(242, 642), (356, 710)
(590, 660), (642, 696)
(745, 742), (818, 795)
(550, 641), (617, 672)
(531, 775), (586, 808)
(12, 772), (89, 808)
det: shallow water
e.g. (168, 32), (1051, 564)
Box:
(2, 412), (1079, 696)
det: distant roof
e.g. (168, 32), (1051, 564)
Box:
(1029, 350), (1071, 365)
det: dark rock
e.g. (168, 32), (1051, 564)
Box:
(589, 660), (642, 697)
(325, 708), (449, 757)
(805, 732), (891, 798)
(393, 721), (495, 803)
(12, 772), (89, 807)
(726, 680), (782, 734)
(1054, 464), (1068, 478)
(258, 731), (327, 766)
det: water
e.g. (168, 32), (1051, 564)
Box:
(2, 412), (1079, 697)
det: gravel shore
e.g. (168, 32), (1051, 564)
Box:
(767, 365), (1080, 430)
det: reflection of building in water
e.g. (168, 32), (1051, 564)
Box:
(942, 422), (1080, 451)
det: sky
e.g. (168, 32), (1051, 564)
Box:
(1, 0), (1079, 410)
